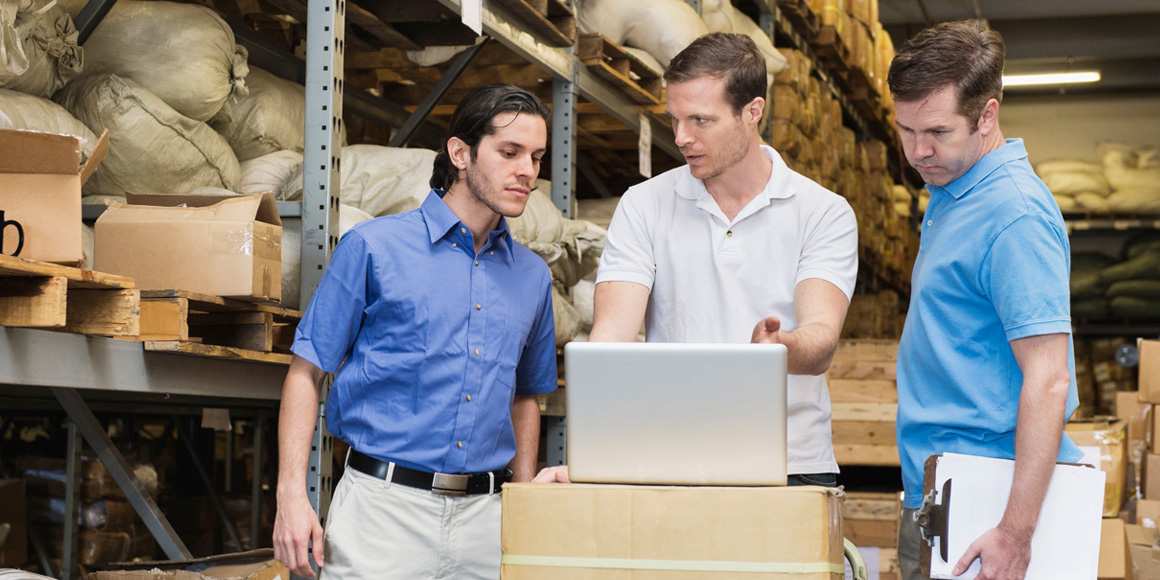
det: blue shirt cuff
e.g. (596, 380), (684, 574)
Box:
(291, 339), (327, 372)
(1004, 319), (1072, 342)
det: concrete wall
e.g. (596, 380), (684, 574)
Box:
(1001, 93), (1160, 164)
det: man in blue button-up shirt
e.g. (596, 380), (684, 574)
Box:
(272, 85), (558, 579)
(888, 22), (1082, 580)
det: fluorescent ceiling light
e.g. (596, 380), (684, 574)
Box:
(1003, 71), (1101, 88)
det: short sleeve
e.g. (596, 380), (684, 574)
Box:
(515, 272), (558, 396)
(981, 214), (1073, 341)
(796, 198), (858, 298)
(291, 231), (371, 372)
(596, 189), (655, 289)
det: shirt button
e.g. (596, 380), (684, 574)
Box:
(451, 242), (458, 248)
(489, 251), (494, 255)
(466, 394), (473, 402)
(926, 220), (933, 226)
(456, 441), (464, 449)
(474, 260), (480, 267)
(474, 303), (481, 311)
(473, 347), (481, 357)
(725, 230), (734, 238)
(460, 227), (466, 234)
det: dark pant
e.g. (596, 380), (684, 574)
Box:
(899, 507), (928, 579)
(786, 472), (839, 487)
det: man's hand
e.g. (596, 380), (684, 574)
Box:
(751, 316), (784, 344)
(953, 526), (1031, 580)
(273, 492), (325, 577)
(532, 465), (571, 484)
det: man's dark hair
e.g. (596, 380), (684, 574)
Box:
(888, 20), (1005, 130)
(664, 32), (767, 114)
(429, 84), (550, 192)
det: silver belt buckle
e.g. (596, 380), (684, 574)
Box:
(432, 472), (470, 496)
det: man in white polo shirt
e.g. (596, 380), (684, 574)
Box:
(537, 32), (857, 486)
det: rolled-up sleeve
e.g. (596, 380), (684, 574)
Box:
(981, 214), (1073, 341)
(291, 231), (370, 372)
(515, 271), (558, 396)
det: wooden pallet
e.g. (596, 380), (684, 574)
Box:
(136, 290), (301, 364)
(492, 0), (577, 46)
(811, 26), (852, 73)
(577, 34), (665, 105)
(843, 491), (902, 548)
(0, 255), (139, 337)
(780, 0), (820, 39)
(829, 339), (901, 466)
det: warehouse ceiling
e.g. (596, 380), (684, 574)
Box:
(879, 0), (1160, 94)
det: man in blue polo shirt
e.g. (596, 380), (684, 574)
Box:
(888, 21), (1082, 580)
(271, 85), (557, 579)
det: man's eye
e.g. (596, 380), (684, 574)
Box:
(503, 150), (517, 158)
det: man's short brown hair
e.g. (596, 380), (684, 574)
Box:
(888, 20), (1005, 128)
(664, 32), (767, 114)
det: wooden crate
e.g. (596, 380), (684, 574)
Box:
(842, 491), (901, 548)
(830, 339), (900, 466)
(0, 254), (139, 337)
(577, 34), (665, 105)
(137, 289), (302, 365)
(492, 0), (577, 47)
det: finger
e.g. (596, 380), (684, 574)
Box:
(764, 317), (780, 333)
(953, 541), (982, 576)
(557, 466), (571, 483)
(312, 520), (326, 569)
(296, 536), (315, 578)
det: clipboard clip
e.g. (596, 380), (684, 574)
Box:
(916, 478), (952, 563)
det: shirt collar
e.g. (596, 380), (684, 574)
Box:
(420, 190), (516, 262)
(932, 138), (1028, 200)
(675, 144), (796, 203)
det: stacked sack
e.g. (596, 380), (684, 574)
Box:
(1070, 234), (1160, 322)
(1036, 159), (1111, 213)
(1037, 144), (1160, 214)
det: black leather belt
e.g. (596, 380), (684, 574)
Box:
(347, 450), (510, 496)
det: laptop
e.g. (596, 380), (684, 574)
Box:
(564, 341), (788, 486)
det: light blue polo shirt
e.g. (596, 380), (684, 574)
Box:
(897, 139), (1082, 509)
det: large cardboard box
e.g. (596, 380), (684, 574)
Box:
(95, 194), (282, 301)
(501, 483), (844, 579)
(1100, 518), (1134, 580)
(1138, 499), (1160, 528)
(85, 549), (287, 579)
(1142, 340), (1160, 404)
(1126, 525), (1160, 580)
(0, 129), (107, 263)
(1114, 391), (1149, 447)
(1068, 419), (1128, 516)
(0, 479), (27, 567)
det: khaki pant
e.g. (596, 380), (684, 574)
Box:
(320, 467), (501, 580)
(898, 507), (928, 580)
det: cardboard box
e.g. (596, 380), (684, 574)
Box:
(1147, 454), (1160, 500)
(95, 194), (281, 301)
(1100, 518), (1134, 580)
(501, 483), (844, 579)
(1115, 391), (1150, 447)
(1138, 499), (1160, 528)
(1126, 525), (1160, 580)
(1068, 419), (1128, 516)
(85, 549), (288, 579)
(1141, 340), (1160, 404)
(0, 128), (107, 263)
(0, 479), (27, 567)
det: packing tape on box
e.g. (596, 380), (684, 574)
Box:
(501, 555), (845, 574)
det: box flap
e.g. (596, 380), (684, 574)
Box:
(121, 193), (281, 226)
(79, 130), (111, 185)
(0, 129), (82, 175)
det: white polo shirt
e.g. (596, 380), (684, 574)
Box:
(597, 145), (858, 474)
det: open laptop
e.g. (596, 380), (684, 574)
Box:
(564, 341), (788, 486)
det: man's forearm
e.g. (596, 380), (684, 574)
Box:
(1000, 372), (1070, 536)
(277, 358), (323, 501)
(510, 395), (541, 482)
(782, 322), (840, 375)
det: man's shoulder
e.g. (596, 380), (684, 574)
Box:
(346, 207), (425, 244)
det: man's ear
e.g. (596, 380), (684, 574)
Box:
(746, 96), (766, 126)
(976, 97), (1000, 136)
(448, 136), (471, 171)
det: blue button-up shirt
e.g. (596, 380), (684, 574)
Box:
(291, 191), (558, 474)
(897, 139), (1082, 509)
